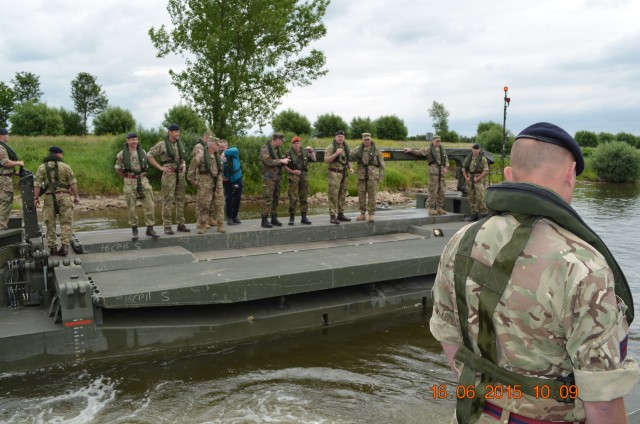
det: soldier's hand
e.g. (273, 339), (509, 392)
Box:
(403, 148), (411, 153)
(73, 196), (80, 205)
(335, 148), (344, 155)
(280, 158), (290, 165)
(34, 197), (40, 206)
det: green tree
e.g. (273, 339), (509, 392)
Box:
(11, 71), (43, 104)
(598, 132), (615, 144)
(592, 141), (640, 183)
(9, 101), (64, 136)
(271, 109), (312, 136)
(149, 0), (329, 138)
(615, 131), (639, 148)
(0, 82), (13, 127)
(93, 106), (136, 135)
(163, 104), (207, 135)
(428, 101), (449, 135)
(476, 121), (513, 154)
(349, 116), (374, 139)
(58, 107), (85, 136)
(574, 130), (598, 148)
(374, 115), (408, 140)
(440, 129), (460, 143)
(314, 113), (348, 138)
(70, 72), (109, 134)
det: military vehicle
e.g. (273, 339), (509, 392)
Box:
(0, 148), (489, 372)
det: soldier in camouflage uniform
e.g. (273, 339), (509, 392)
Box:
(146, 124), (190, 235)
(461, 143), (489, 221)
(188, 132), (225, 234)
(260, 133), (290, 228)
(0, 128), (24, 230)
(284, 136), (316, 225)
(324, 130), (353, 224)
(404, 135), (448, 216)
(350, 133), (385, 222)
(430, 122), (639, 424)
(115, 133), (159, 241)
(33, 146), (80, 256)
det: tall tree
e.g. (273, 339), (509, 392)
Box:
(163, 104), (207, 135)
(70, 72), (109, 134)
(0, 82), (13, 127)
(11, 71), (43, 104)
(149, 0), (329, 138)
(428, 101), (449, 135)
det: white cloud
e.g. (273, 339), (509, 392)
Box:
(1, 0), (639, 137)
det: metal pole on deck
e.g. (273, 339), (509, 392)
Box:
(501, 86), (511, 182)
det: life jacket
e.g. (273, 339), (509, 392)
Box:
(42, 155), (70, 214)
(354, 142), (380, 167)
(223, 148), (242, 183)
(452, 182), (633, 423)
(288, 146), (309, 172)
(463, 151), (484, 174)
(429, 142), (447, 166)
(161, 137), (185, 167)
(122, 143), (148, 175)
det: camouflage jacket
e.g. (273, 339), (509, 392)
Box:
(430, 214), (638, 422)
(350, 143), (385, 180)
(325, 143), (349, 172)
(260, 143), (282, 181)
(413, 143), (447, 176)
(115, 148), (147, 174)
(147, 139), (184, 171)
(188, 143), (221, 180)
(34, 159), (77, 191)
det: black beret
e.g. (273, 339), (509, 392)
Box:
(126, 132), (138, 139)
(335, 130), (345, 136)
(168, 124), (180, 131)
(49, 146), (63, 154)
(514, 122), (584, 176)
(472, 143), (480, 149)
(0, 128), (7, 135)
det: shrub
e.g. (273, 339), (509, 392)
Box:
(271, 109), (312, 135)
(349, 116), (374, 139)
(314, 113), (348, 138)
(374, 115), (408, 140)
(9, 101), (63, 136)
(58, 107), (84, 136)
(592, 141), (640, 183)
(93, 106), (136, 135)
(162, 104), (207, 135)
(616, 132), (640, 148)
(476, 125), (511, 154)
(574, 130), (598, 148)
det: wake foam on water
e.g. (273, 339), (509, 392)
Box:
(3, 376), (116, 424)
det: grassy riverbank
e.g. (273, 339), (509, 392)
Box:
(6, 134), (598, 198)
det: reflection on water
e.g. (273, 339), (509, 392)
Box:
(5, 183), (640, 422)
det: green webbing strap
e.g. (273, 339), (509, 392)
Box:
(453, 215), (541, 423)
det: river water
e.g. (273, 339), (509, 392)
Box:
(1, 183), (639, 423)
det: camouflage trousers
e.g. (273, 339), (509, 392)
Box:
(160, 172), (186, 227)
(0, 177), (13, 230)
(196, 174), (224, 228)
(357, 178), (379, 215)
(42, 194), (73, 248)
(124, 177), (155, 227)
(288, 174), (309, 214)
(428, 172), (446, 209)
(467, 179), (488, 215)
(328, 171), (349, 216)
(261, 178), (281, 216)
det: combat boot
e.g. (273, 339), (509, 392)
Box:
(131, 226), (139, 241)
(301, 213), (311, 225)
(330, 215), (340, 224)
(232, 217), (242, 224)
(58, 244), (69, 257)
(217, 222), (226, 233)
(146, 226), (160, 239)
(356, 213), (366, 221)
(49, 246), (58, 256)
(428, 208), (438, 216)
(337, 213), (351, 222)
(289, 213), (295, 226)
(164, 226), (175, 235)
(271, 215), (283, 227)
(368, 214), (375, 223)
(197, 224), (206, 235)
(227, 218), (235, 226)
(177, 223), (191, 232)
(437, 207), (447, 215)
(206, 219), (216, 229)
(261, 214), (273, 228)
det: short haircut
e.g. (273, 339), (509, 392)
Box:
(510, 138), (573, 180)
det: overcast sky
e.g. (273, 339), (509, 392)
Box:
(2, 0), (639, 138)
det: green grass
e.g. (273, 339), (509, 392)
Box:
(5, 135), (599, 198)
